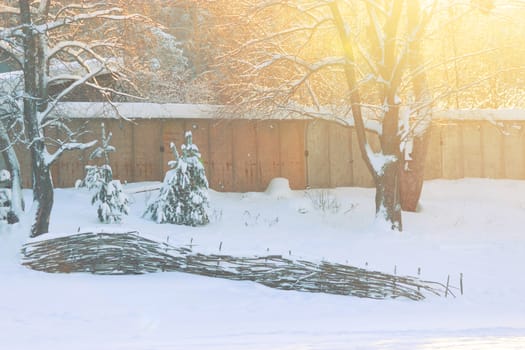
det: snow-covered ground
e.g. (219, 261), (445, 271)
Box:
(1, 178), (525, 349)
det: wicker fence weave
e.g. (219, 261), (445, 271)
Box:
(21, 231), (450, 301)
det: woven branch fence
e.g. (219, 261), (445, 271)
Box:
(21, 231), (451, 301)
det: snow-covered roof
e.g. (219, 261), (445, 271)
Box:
(432, 109), (525, 121)
(2, 86), (524, 122)
(49, 102), (525, 122)
(50, 102), (220, 120)
(0, 58), (120, 95)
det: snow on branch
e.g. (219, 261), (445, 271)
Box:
(40, 58), (123, 124)
(0, 24), (25, 40)
(53, 2), (117, 19)
(45, 139), (97, 166)
(0, 41), (23, 67)
(33, 8), (143, 34)
(0, 5), (20, 15)
(46, 40), (118, 64)
(40, 67), (105, 124)
(365, 144), (396, 176)
(0, 58), (121, 96)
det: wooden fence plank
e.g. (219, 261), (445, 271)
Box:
(481, 122), (504, 178)
(424, 124), (442, 180)
(329, 123), (353, 187)
(48, 126), (61, 186)
(13, 141), (31, 188)
(161, 120), (185, 176)
(209, 120), (234, 191)
(306, 121), (330, 188)
(68, 119), (103, 187)
(350, 129), (376, 187)
(184, 119), (210, 175)
(84, 121), (105, 169)
(105, 119), (133, 184)
(54, 119), (95, 187)
(280, 120), (306, 190)
(441, 123), (463, 179)
(462, 122), (483, 178)
(133, 120), (162, 182)
(256, 120), (281, 190)
(232, 120), (258, 192)
(503, 122), (525, 179)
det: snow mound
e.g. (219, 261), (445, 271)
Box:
(265, 177), (292, 198)
(0, 169), (11, 182)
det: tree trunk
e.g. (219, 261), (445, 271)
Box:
(20, 0), (54, 236)
(400, 0), (433, 212)
(399, 129), (430, 212)
(378, 101), (403, 231)
(375, 159), (402, 231)
(330, 0), (405, 232)
(0, 124), (24, 217)
(30, 155), (53, 236)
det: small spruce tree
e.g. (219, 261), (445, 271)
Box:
(83, 123), (129, 223)
(144, 131), (209, 226)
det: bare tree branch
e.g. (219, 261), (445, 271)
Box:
(45, 139), (97, 166)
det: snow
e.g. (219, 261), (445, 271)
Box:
(433, 108), (525, 121)
(1, 178), (525, 349)
(366, 144), (396, 176)
(40, 101), (525, 124)
(394, 94), (402, 105)
(48, 102), (219, 120)
(264, 177), (292, 198)
(0, 169), (10, 182)
(0, 58), (121, 95)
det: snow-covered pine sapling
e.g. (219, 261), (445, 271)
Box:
(144, 131), (210, 226)
(77, 123), (114, 189)
(85, 123), (129, 223)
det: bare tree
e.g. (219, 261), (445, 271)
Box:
(0, 1), (143, 236)
(398, 0), (433, 212)
(212, 0), (435, 231)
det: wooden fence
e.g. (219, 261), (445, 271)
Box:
(306, 119), (525, 187)
(16, 118), (307, 191)
(12, 117), (525, 191)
